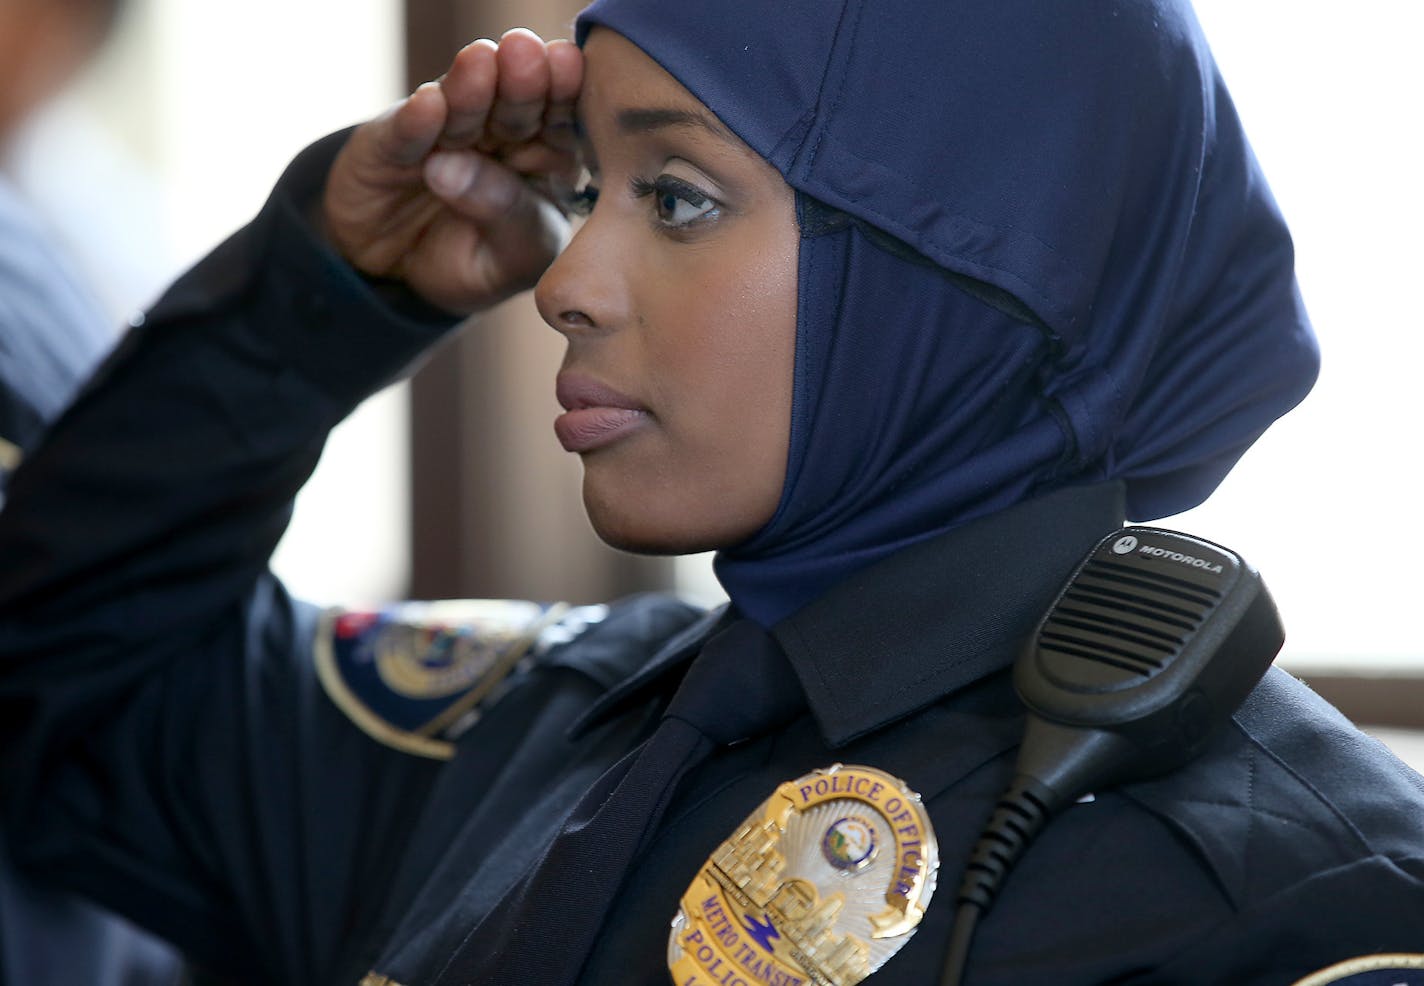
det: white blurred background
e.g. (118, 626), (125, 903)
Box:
(1165, 0), (1424, 671)
(8, 0), (411, 605)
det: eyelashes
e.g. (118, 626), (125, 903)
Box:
(563, 173), (721, 231)
(629, 175), (719, 229)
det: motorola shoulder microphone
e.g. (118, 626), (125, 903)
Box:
(940, 527), (1284, 986)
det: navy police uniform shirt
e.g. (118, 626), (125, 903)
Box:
(1, 134), (1422, 986)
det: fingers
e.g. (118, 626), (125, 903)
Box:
(487, 28), (553, 145)
(437, 30), (546, 151)
(412, 31), (583, 227)
(373, 81), (448, 168)
(439, 39), (498, 148)
(546, 39), (583, 105)
(328, 29), (578, 310)
(438, 29), (584, 163)
(542, 38), (583, 158)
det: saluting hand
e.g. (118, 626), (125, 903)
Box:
(323, 28), (583, 315)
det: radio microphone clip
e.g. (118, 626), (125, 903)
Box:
(940, 527), (1284, 986)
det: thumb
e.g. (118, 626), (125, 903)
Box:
(424, 150), (533, 225)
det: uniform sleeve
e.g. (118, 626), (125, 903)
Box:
(0, 131), (468, 983)
(1148, 854), (1424, 984)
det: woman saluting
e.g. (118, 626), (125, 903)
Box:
(2, 2), (1421, 985)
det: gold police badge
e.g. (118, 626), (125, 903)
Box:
(668, 764), (938, 986)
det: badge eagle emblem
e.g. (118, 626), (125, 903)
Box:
(668, 764), (939, 986)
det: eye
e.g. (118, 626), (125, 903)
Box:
(631, 175), (719, 229)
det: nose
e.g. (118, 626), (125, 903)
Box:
(535, 217), (626, 337)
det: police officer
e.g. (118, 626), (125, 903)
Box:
(1, 4), (1422, 986)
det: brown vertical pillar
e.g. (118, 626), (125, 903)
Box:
(405, 0), (674, 604)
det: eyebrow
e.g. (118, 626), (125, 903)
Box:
(614, 107), (736, 144)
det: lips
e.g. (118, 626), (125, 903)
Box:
(554, 373), (651, 453)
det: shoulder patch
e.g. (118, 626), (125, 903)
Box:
(315, 599), (575, 760)
(1292, 955), (1424, 986)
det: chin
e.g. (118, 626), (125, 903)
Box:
(584, 501), (719, 557)
(581, 482), (764, 557)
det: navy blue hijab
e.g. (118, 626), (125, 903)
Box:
(576, 0), (1319, 627)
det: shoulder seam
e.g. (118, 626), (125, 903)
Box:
(1231, 717), (1374, 858)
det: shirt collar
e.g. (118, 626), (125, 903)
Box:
(773, 482), (1125, 747)
(565, 604), (732, 739)
(571, 482), (1124, 745)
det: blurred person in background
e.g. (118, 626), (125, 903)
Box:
(0, 0), (119, 141)
(2, 0), (169, 327)
(1, 0), (128, 473)
(1, 0), (184, 982)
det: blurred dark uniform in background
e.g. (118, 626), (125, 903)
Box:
(0, 172), (184, 984)
(2, 5), (187, 981)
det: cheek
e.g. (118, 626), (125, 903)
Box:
(646, 231), (799, 440)
(581, 221), (798, 553)
(644, 222), (799, 536)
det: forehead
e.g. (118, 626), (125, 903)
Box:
(574, 26), (793, 200)
(578, 28), (718, 129)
